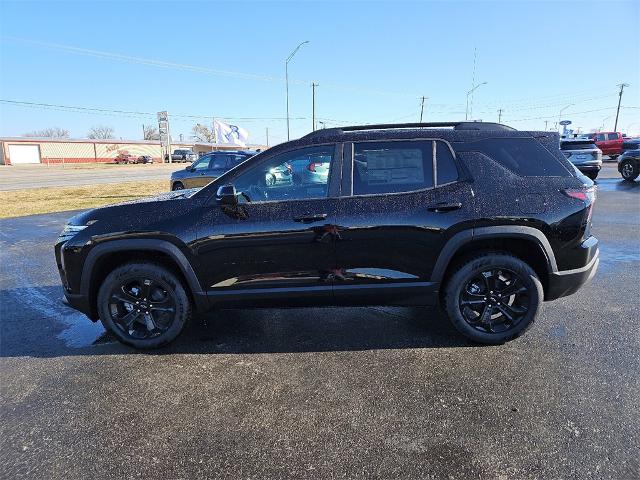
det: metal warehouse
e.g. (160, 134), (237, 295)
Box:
(0, 138), (268, 165)
(0, 138), (195, 165)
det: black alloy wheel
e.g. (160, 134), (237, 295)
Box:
(97, 263), (191, 348)
(445, 253), (543, 344)
(458, 268), (530, 334)
(108, 277), (176, 340)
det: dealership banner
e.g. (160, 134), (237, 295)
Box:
(214, 120), (249, 147)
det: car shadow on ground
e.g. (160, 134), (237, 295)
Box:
(0, 285), (476, 358)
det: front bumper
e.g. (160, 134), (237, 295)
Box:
(546, 238), (599, 301)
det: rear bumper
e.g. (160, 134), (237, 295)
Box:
(575, 164), (601, 173)
(546, 240), (599, 301)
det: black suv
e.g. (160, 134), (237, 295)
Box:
(56, 122), (600, 349)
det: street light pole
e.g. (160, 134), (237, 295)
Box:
(465, 82), (487, 120)
(312, 82), (318, 131)
(285, 41), (309, 141)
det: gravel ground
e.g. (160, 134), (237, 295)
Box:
(0, 164), (638, 479)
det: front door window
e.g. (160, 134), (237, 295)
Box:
(232, 145), (335, 203)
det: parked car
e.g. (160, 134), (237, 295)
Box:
(621, 138), (640, 152)
(165, 149), (197, 163)
(113, 153), (136, 164)
(170, 150), (257, 190)
(136, 155), (154, 164)
(584, 132), (624, 158)
(618, 149), (640, 181)
(56, 122), (599, 349)
(559, 138), (602, 179)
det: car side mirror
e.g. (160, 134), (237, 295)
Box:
(216, 184), (238, 206)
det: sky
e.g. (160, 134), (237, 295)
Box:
(0, 0), (638, 146)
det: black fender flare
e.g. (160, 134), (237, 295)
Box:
(431, 226), (557, 284)
(80, 239), (209, 312)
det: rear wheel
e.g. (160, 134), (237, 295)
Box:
(585, 171), (598, 180)
(444, 253), (543, 344)
(172, 181), (185, 191)
(620, 160), (639, 181)
(97, 263), (191, 349)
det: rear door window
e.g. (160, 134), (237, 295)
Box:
(352, 141), (434, 195)
(455, 138), (569, 177)
(607, 133), (619, 141)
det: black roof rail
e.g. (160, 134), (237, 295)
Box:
(301, 121), (516, 140)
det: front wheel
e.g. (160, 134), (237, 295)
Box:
(585, 171), (598, 180)
(172, 181), (184, 191)
(97, 263), (191, 349)
(620, 160), (639, 181)
(444, 253), (543, 344)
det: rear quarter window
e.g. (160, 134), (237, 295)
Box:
(455, 138), (570, 177)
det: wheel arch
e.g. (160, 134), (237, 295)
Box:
(81, 239), (208, 319)
(432, 226), (557, 298)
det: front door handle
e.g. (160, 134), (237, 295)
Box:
(427, 202), (462, 213)
(293, 213), (328, 223)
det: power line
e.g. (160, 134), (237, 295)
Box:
(0, 99), (307, 121)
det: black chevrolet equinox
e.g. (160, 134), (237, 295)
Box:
(55, 122), (600, 349)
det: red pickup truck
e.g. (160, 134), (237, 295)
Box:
(586, 132), (624, 158)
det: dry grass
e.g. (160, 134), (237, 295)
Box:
(0, 180), (169, 219)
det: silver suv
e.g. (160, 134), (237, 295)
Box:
(560, 139), (602, 180)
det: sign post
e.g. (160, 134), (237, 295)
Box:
(157, 111), (171, 163)
(559, 119), (572, 136)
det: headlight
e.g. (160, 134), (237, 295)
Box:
(59, 223), (93, 240)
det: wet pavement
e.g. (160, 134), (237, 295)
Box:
(1, 164), (639, 479)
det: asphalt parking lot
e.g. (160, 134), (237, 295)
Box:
(0, 163), (181, 190)
(1, 163), (638, 479)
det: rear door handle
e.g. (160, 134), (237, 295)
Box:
(293, 213), (328, 223)
(427, 202), (462, 213)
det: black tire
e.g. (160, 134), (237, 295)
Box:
(172, 181), (184, 191)
(620, 160), (639, 181)
(97, 262), (191, 349)
(585, 171), (598, 180)
(444, 253), (543, 344)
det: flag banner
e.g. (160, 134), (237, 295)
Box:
(214, 120), (249, 146)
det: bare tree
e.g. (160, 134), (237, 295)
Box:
(191, 123), (216, 143)
(23, 127), (70, 138)
(142, 124), (160, 140)
(87, 125), (115, 139)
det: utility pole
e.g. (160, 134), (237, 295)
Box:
(614, 83), (629, 132)
(544, 120), (548, 131)
(142, 124), (145, 139)
(266, 127), (269, 147)
(498, 109), (503, 123)
(312, 82), (318, 131)
(419, 96), (427, 122)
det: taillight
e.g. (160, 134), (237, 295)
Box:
(563, 186), (596, 204)
(564, 185), (596, 226)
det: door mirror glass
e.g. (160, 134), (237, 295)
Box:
(216, 184), (238, 206)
